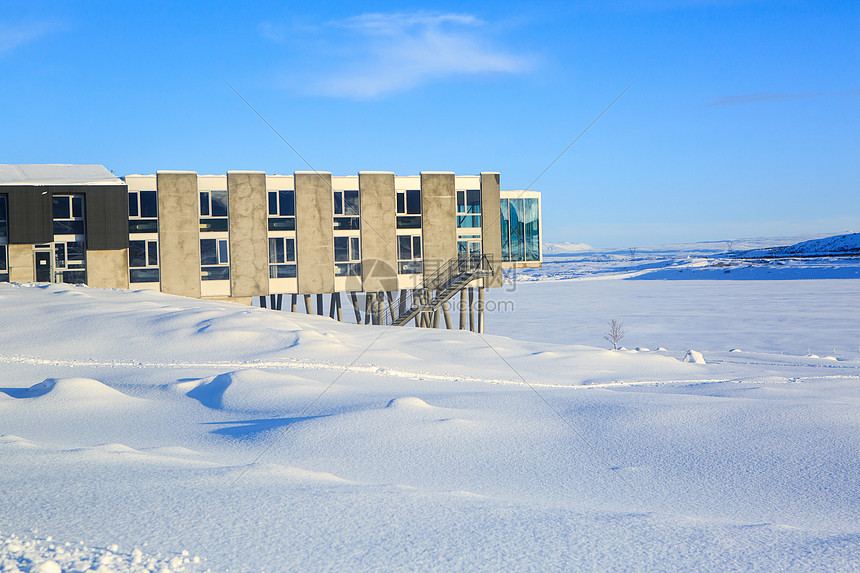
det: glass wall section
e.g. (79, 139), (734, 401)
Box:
(128, 191), (158, 233)
(199, 190), (228, 232)
(397, 234), (423, 274)
(269, 237), (296, 278)
(334, 236), (361, 276)
(52, 194), (87, 283)
(0, 194), (7, 281)
(129, 239), (160, 283)
(524, 198), (540, 262)
(500, 196), (541, 263)
(500, 198), (510, 262)
(333, 190), (360, 230)
(456, 189), (482, 228)
(396, 189), (422, 229)
(200, 238), (230, 280)
(268, 190), (296, 231)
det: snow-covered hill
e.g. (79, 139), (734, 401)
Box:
(1, 272), (859, 571)
(735, 232), (860, 258)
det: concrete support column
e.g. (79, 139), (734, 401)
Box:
(291, 294), (297, 312)
(477, 286), (485, 333)
(295, 171), (334, 296)
(468, 287), (475, 332)
(157, 171), (201, 298)
(227, 171), (268, 298)
(304, 294), (313, 314)
(350, 292), (362, 323)
(459, 288), (467, 330)
(442, 300), (452, 329)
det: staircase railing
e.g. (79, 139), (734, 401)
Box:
(381, 254), (493, 326)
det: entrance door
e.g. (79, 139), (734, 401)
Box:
(34, 250), (52, 282)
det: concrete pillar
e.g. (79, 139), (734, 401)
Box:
(227, 171), (269, 298)
(157, 171), (201, 298)
(8, 244), (34, 282)
(468, 287), (475, 332)
(364, 292), (373, 325)
(420, 172), (457, 278)
(442, 300), (452, 329)
(335, 292), (343, 322)
(459, 288), (467, 330)
(350, 291), (362, 323)
(291, 294), (297, 312)
(304, 294), (313, 314)
(359, 172), (398, 293)
(477, 286), (485, 333)
(86, 248), (130, 289)
(295, 171), (334, 295)
(480, 172), (503, 288)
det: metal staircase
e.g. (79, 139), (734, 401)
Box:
(383, 253), (493, 327)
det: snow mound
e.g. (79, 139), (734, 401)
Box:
(174, 369), (326, 411)
(683, 350), (707, 364)
(385, 397), (437, 410)
(14, 378), (141, 405)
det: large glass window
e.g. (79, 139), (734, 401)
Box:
(457, 189), (482, 228)
(128, 191), (158, 233)
(54, 240), (86, 283)
(200, 190), (229, 232)
(0, 194), (7, 239)
(52, 195), (85, 236)
(500, 197), (540, 263)
(129, 239), (160, 283)
(396, 234), (423, 274)
(396, 189), (422, 229)
(333, 190), (360, 230)
(268, 237), (297, 278)
(334, 236), (361, 276)
(268, 190), (296, 231)
(200, 238), (230, 280)
(0, 244), (7, 282)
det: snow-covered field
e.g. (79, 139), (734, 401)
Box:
(2, 234), (859, 572)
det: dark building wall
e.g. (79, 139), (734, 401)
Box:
(4, 185), (128, 248)
(85, 186), (130, 250)
(5, 186), (53, 244)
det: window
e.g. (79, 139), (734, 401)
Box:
(397, 234), (423, 274)
(200, 238), (230, 280)
(396, 189), (421, 229)
(457, 189), (482, 228)
(53, 195), (85, 236)
(128, 191), (158, 233)
(129, 239), (160, 283)
(334, 236), (361, 276)
(0, 194), (7, 239)
(268, 237), (297, 278)
(0, 195), (7, 281)
(54, 240), (87, 283)
(268, 190), (296, 231)
(0, 244), (6, 282)
(500, 198), (539, 262)
(200, 190), (228, 232)
(333, 190), (360, 230)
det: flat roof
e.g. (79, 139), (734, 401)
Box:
(0, 164), (125, 186)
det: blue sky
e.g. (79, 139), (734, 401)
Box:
(1, 0), (858, 247)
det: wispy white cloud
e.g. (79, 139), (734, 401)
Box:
(263, 11), (534, 98)
(0, 21), (58, 55)
(710, 89), (860, 106)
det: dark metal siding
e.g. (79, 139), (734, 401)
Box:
(6, 186), (53, 244)
(85, 185), (129, 250)
(3, 184), (128, 249)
